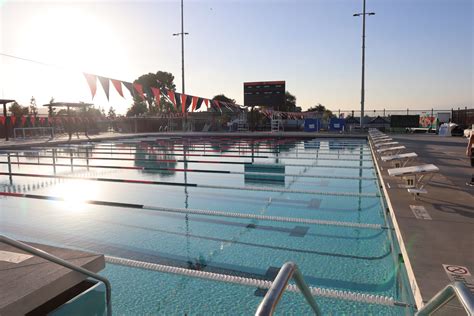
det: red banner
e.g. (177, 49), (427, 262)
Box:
(204, 99), (209, 108)
(0, 116), (5, 125)
(11, 116), (16, 126)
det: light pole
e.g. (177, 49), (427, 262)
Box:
(173, 0), (189, 130)
(354, 0), (375, 128)
(173, 0), (189, 95)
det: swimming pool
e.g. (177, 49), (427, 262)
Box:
(0, 136), (415, 314)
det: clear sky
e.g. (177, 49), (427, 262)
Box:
(0, 0), (472, 114)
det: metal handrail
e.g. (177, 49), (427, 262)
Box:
(416, 281), (474, 316)
(255, 262), (321, 316)
(0, 235), (112, 316)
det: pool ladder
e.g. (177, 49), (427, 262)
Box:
(415, 281), (474, 316)
(0, 234), (112, 316)
(255, 261), (321, 315)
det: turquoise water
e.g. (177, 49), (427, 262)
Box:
(0, 137), (414, 315)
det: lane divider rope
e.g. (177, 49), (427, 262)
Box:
(105, 256), (409, 308)
(0, 172), (378, 197)
(0, 191), (383, 229)
(0, 161), (377, 180)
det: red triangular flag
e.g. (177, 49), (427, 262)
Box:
(111, 79), (124, 98)
(83, 73), (97, 99)
(98, 76), (110, 100)
(204, 99), (209, 108)
(181, 94), (187, 113)
(191, 96), (198, 112)
(213, 100), (222, 112)
(133, 83), (145, 100)
(168, 90), (177, 111)
(151, 87), (161, 106)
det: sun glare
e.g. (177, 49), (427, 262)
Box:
(50, 179), (100, 212)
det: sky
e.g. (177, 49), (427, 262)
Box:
(0, 0), (472, 115)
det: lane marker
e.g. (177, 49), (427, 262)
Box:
(409, 205), (432, 220)
(0, 172), (379, 197)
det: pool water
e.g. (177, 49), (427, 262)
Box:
(0, 137), (414, 315)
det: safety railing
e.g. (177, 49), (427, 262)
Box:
(255, 262), (321, 315)
(416, 281), (474, 316)
(0, 235), (112, 316)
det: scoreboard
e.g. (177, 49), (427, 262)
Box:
(243, 81), (285, 108)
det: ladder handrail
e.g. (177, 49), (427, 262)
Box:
(255, 262), (321, 316)
(416, 281), (474, 316)
(0, 235), (112, 316)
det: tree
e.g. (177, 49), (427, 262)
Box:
(211, 94), (236, 114)
(307, 103), (334, 120)
(126, 102), (148, 117)
(48, 97), (56, 117)
(9, 102), (29, 117)
(132, 71), (176, 113)
(212, 94), (235, 104)
(280, 91), (297, 112)
(29, 96), (38, 118)
(107, 106), (116, 119)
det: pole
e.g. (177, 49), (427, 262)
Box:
(3, 104), (8, 141)
(181, 0), (185, 95)
(360, 0), (366, 128)
(180, 0), (188, 131)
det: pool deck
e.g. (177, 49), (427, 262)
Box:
(370, 133), (474, 310)
(0, 241), (104, 315)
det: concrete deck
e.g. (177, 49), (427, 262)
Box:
(0, 241), (104, 315)
(370, 133), (474, 310)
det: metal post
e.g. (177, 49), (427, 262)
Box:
(52, 148), (56, 175)
(3, 104), (8, 141)
(7, 153), (12, 185)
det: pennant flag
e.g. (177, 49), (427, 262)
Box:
(168, 90), (177, 111)
(191, 96), (198, 112)
(21, 116), (27, 126)
(181, 94), (187, 113)
(204, 99), (209, 108)
(186, 96), (192, 112)
(175, 92), (182, 112)
(111, 79), (124, 98)
(123, 82), (134, 97)
(213, 100), (222, 112)
(195, 98), (204, 111)
(151, 87), (161, 105)
(83, 73), (97, 99)
(98, 76), (110, 100)
(11, 116), (16, 126)
(0, 116), (5, 125)
(133, 83), (145, 100)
